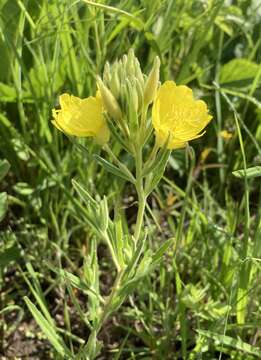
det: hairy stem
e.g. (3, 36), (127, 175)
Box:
(134, 145), (146, 242)
(84, 142), (147, 359)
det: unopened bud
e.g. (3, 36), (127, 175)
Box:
(134, 58), (144, 87)
(126, 49), (135, 76)
(126, 79), (139, 135)
(134, 78), (144, 111)
(132, 85), (139, 114)
(126, 79), (138, 117)
(122, 54), (128, 68)
(97, 77), (122, 121)
(143, 56), (160, 106)
(117, 59), (123, 84)
(110, 69), (120, 99)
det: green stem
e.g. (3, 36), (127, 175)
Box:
(134, 144), (146, 242)
(134, 194), (146, 242)
(102, 232), (121, 273)
(84, 271), (123, 359)
(84, 132), (148, 359)
(95, 271), (123, 333)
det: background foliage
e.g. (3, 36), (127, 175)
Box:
(0, 0), (260, 358)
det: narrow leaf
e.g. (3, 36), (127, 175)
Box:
(24, 297), (72, 358)
(196, 329), (261, 357)
(72, 179), (97, 206)
(93, 154), (134, 182)
(0, 159), (10, 181)
(0, 192), (8, 222)
(232, 166), (261, 179)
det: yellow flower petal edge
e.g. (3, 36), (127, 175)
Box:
(152, 81), (212, 149)
(52, 93), (110, 145)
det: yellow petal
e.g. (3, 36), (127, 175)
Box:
(152, 81), (212, 149)
(52, 93), (109, 144)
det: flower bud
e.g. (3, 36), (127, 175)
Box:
(97, 77), (122, 121)
(126, 79), (138, 131)
(110, 69), (121, 99)
(134, 78), (144, 112)
(134, 58), (144, 87)
(122, 54), (128, 68)
(143, 56), (160, 107)
(131, 84), (139, 114)
(126, 49), (135, 76)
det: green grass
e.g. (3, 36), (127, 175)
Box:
(0, 0), (261, 358)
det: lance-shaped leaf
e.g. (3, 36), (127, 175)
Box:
(0, 159), (10, 181)
(24, 297), (72, 359)
(0, 192), (8, 222)
(145, 147), (171, 195)
(93, 154), (135, 183)
(196, 329), (261, 357)
(232, 166), (261, 179)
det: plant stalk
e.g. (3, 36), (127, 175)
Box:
(134, 144), (146, 242)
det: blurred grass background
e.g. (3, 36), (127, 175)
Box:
(0, 0), (261, 358)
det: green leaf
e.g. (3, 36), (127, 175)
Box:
(82, 1), (144, 30)
(0, 82), (17, 102)
(0, 244), (20, 269)
(13, 182), (34, 195)
(220, 59), (260, 87)
(232, 166), (261, 179)
(151, 238), (174, 265)
(47, 264), (103, 303)
(0, 192), (8, 222)
(24, 297), (72, 358)
(196, 329), (261, 357)
(71, 179), (101, 233)
(0, 159), (10, 181)
(76, 330), (102, 360)
(93, 154), (134, 183)
(107, 118), (131, 153)
(72, 179), (97, 206)
(145, 149), (171, 195)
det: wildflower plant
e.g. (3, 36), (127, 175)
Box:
(27, 50), (212, 359)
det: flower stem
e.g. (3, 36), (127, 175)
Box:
(95, 270), (123, 333)
(134, 144), (146, 242)
(85, 271), (123, 359)
(84, 139), (147, 359)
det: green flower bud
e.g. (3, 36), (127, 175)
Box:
(134, 58), (144, 88)
(122, 54), (128, 68)
(97, 77), (122, 121)
(115, 59), (122, 85)
(110, 67), (121, 99)
(126, 49), (135, 76)
(131, 83), (139, 114)
(126, 79), (138, 131)
(143, 56), (160, 107)
(134, 78), (144, 112)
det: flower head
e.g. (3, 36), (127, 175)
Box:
(152, 81), (212, 149)
(52, 93), (109, 144)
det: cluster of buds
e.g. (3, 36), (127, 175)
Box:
(97, 49), (160, 144)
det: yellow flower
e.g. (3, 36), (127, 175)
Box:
(152, 81), (212, 149)
(52, 93), (109, 144)
(219, 130), (233, 140)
